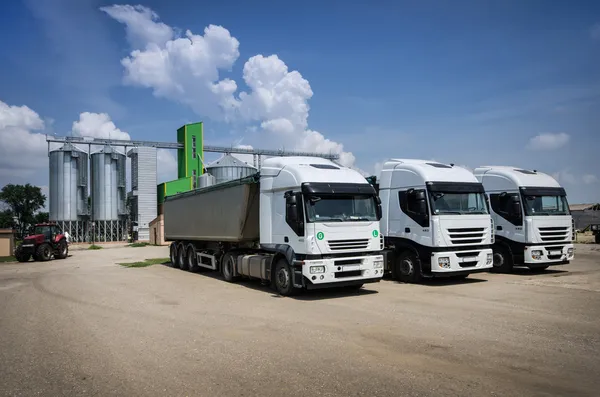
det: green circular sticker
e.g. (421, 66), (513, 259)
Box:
(316, 232), (324, 240)
(372, 230), (379, 237)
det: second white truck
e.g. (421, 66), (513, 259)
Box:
(164, 156), (385, 295)
(474, 166), (575, 272)
(368, 159), (494, 283)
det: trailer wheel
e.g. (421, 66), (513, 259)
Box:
(178, 243), (188, 271)
(491, 246), (513, 273)
(396, 251), (422, 283)
(221, 252), (237, 282)
(186, 245), (199, 272)
(169, 243), (179, 268)
(274, 259), (298, 296)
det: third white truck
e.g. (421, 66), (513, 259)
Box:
(474, 166), (575, 272)
(164, 156), (384, 296)
(368, 159), (494, 283)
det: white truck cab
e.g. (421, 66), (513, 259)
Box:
(369, 159), (494, 283)
(474, 166), (574, 272)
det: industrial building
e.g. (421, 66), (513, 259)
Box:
(46, 121), (339, 244)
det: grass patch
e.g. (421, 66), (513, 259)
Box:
(0, 256), (16, 263)
(88, 244), (103, 250)
(128, 242), (150, 247)
(118, 257), (170, 268)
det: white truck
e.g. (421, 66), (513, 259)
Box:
(164, 156), (384, 296)
(367, 159), (494, 283)
(474, 166), (575, 272)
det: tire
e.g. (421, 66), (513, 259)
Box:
(36, 243), (52, 262)
(14, 246), (31, 262)
(273, 259), (298, 296)
(595, 234), (600, 244)
(491, 246), (513, 273)
(178, 243), (188, 271)
(396, 251), (422, 283)
(186, 245), (199, 272)
(221, 252), (237, 282)
(169, 243), (179, 268)
(55, 239), (68, 259)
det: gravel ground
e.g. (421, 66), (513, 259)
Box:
(1, 244), (599, 396)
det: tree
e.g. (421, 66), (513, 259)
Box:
(0, 210), (15, 229)
(0, 184), (46, 238)
(34, 212), (49, 224)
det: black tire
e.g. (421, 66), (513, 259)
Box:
(55, 239), (68, 259)
(14, 246), (31, 262)
(595, 234), (600, 244)
(186, 245), (199, 272)
(36, 243), (52, 262)
(221, 252), (237, 282)
(273, 259), (298, 296)
(396, 251), (422, 283)
(491, 246), (513, 273)
(178, 243), (188, 271)
(169, 243), (179, 268)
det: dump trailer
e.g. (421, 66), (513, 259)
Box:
(164, 156), (385, 296)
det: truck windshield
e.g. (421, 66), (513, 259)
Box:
(304, 194), (378, 222)
(428, 192), (489, 215)
(522, 194), (570, 216)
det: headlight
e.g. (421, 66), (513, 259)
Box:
(592, 225), (598, 231)
(531, 250), (543, 260)
(438, 257), (450, 269)
(486, 253), (493, 265)
(567, 248), (574, 257)
(373, 260), (384, 269)
(309, 266), (325, 274)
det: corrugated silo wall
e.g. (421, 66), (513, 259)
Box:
(91, 151), (124, 221)
(49, 149), (81, 221)
(132, 147), (157, 241)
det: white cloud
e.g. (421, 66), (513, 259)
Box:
(157, 149), (177, 183)
(102, 5), (356, 167)
(552, 170), (580, 185)
(0, 99), (48, 179)
(527, 132), (570, 151)
(582, 174), (598, 185)
(71, 112), (131, 140)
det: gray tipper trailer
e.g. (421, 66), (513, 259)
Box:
(164, 156), (385, 296)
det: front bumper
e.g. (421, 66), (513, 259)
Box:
(18, 244), (36, 253)
(301, 254), (384, 286)
(524, 244), (574, 264)
(430, 248), (494, 274)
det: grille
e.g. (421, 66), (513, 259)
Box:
(538, 227), (570, 242)
(327, 239), (369, 251)
(446, 228), (485, 245)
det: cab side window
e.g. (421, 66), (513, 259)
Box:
(490, 193), (522, 226)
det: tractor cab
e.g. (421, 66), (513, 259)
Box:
(33, 223), (60, 241)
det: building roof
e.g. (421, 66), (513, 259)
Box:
(207, 154), (256, 169)
(569, 203), (600, 211)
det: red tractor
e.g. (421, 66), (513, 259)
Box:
(14, 223), (69, 262)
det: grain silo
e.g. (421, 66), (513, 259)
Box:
(90, 145), (127, 241)
(206, 154), (257, 185)
(48, 143), (89, 242)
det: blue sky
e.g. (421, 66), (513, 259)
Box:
(0, 0), (598, 203)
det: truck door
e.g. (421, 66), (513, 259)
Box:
(489, 192), (525, 244)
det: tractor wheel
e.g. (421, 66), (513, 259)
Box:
(14, 246), (31, 262)
(35, 243), (53, 262)
(55, 239), (68, 259)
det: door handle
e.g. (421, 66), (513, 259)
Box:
(405, 228), (411, 233)
(284, 236), (289, 243)
(496, 226), (503, 231)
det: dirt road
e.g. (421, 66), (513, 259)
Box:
(1, 245), (599, 396)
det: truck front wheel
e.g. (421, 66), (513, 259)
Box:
(396, 251), (422, 283)
(274, 259), (298, 296)
(595, 234), (600, 244)
(492, 246), (513, 273)
(221, 252), (237, 282)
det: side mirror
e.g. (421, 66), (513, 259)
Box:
(511, 199), (521, 217)
(417, 200), (427, 215)
(286, 194), (299, 222)
(414, 190), (426, 201)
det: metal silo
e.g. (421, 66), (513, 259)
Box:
(49, 143), (88, 221)
(206, 154), (257, 185)
(91, 145), (126, 221)
(199, 173), (216, 188)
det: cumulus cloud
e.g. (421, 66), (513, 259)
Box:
(157, 149), (177, 183)
(527, 132), (570, 151)
(0, 99), (47, 179)
(551, 169), (597, 186)
(102, 5), (355, 167)
(71, 112), (131, 140)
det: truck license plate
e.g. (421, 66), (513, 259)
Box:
(549, 250), (561, 256)
(462, 256), (478, 263)
(342, 265), (360, 272)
